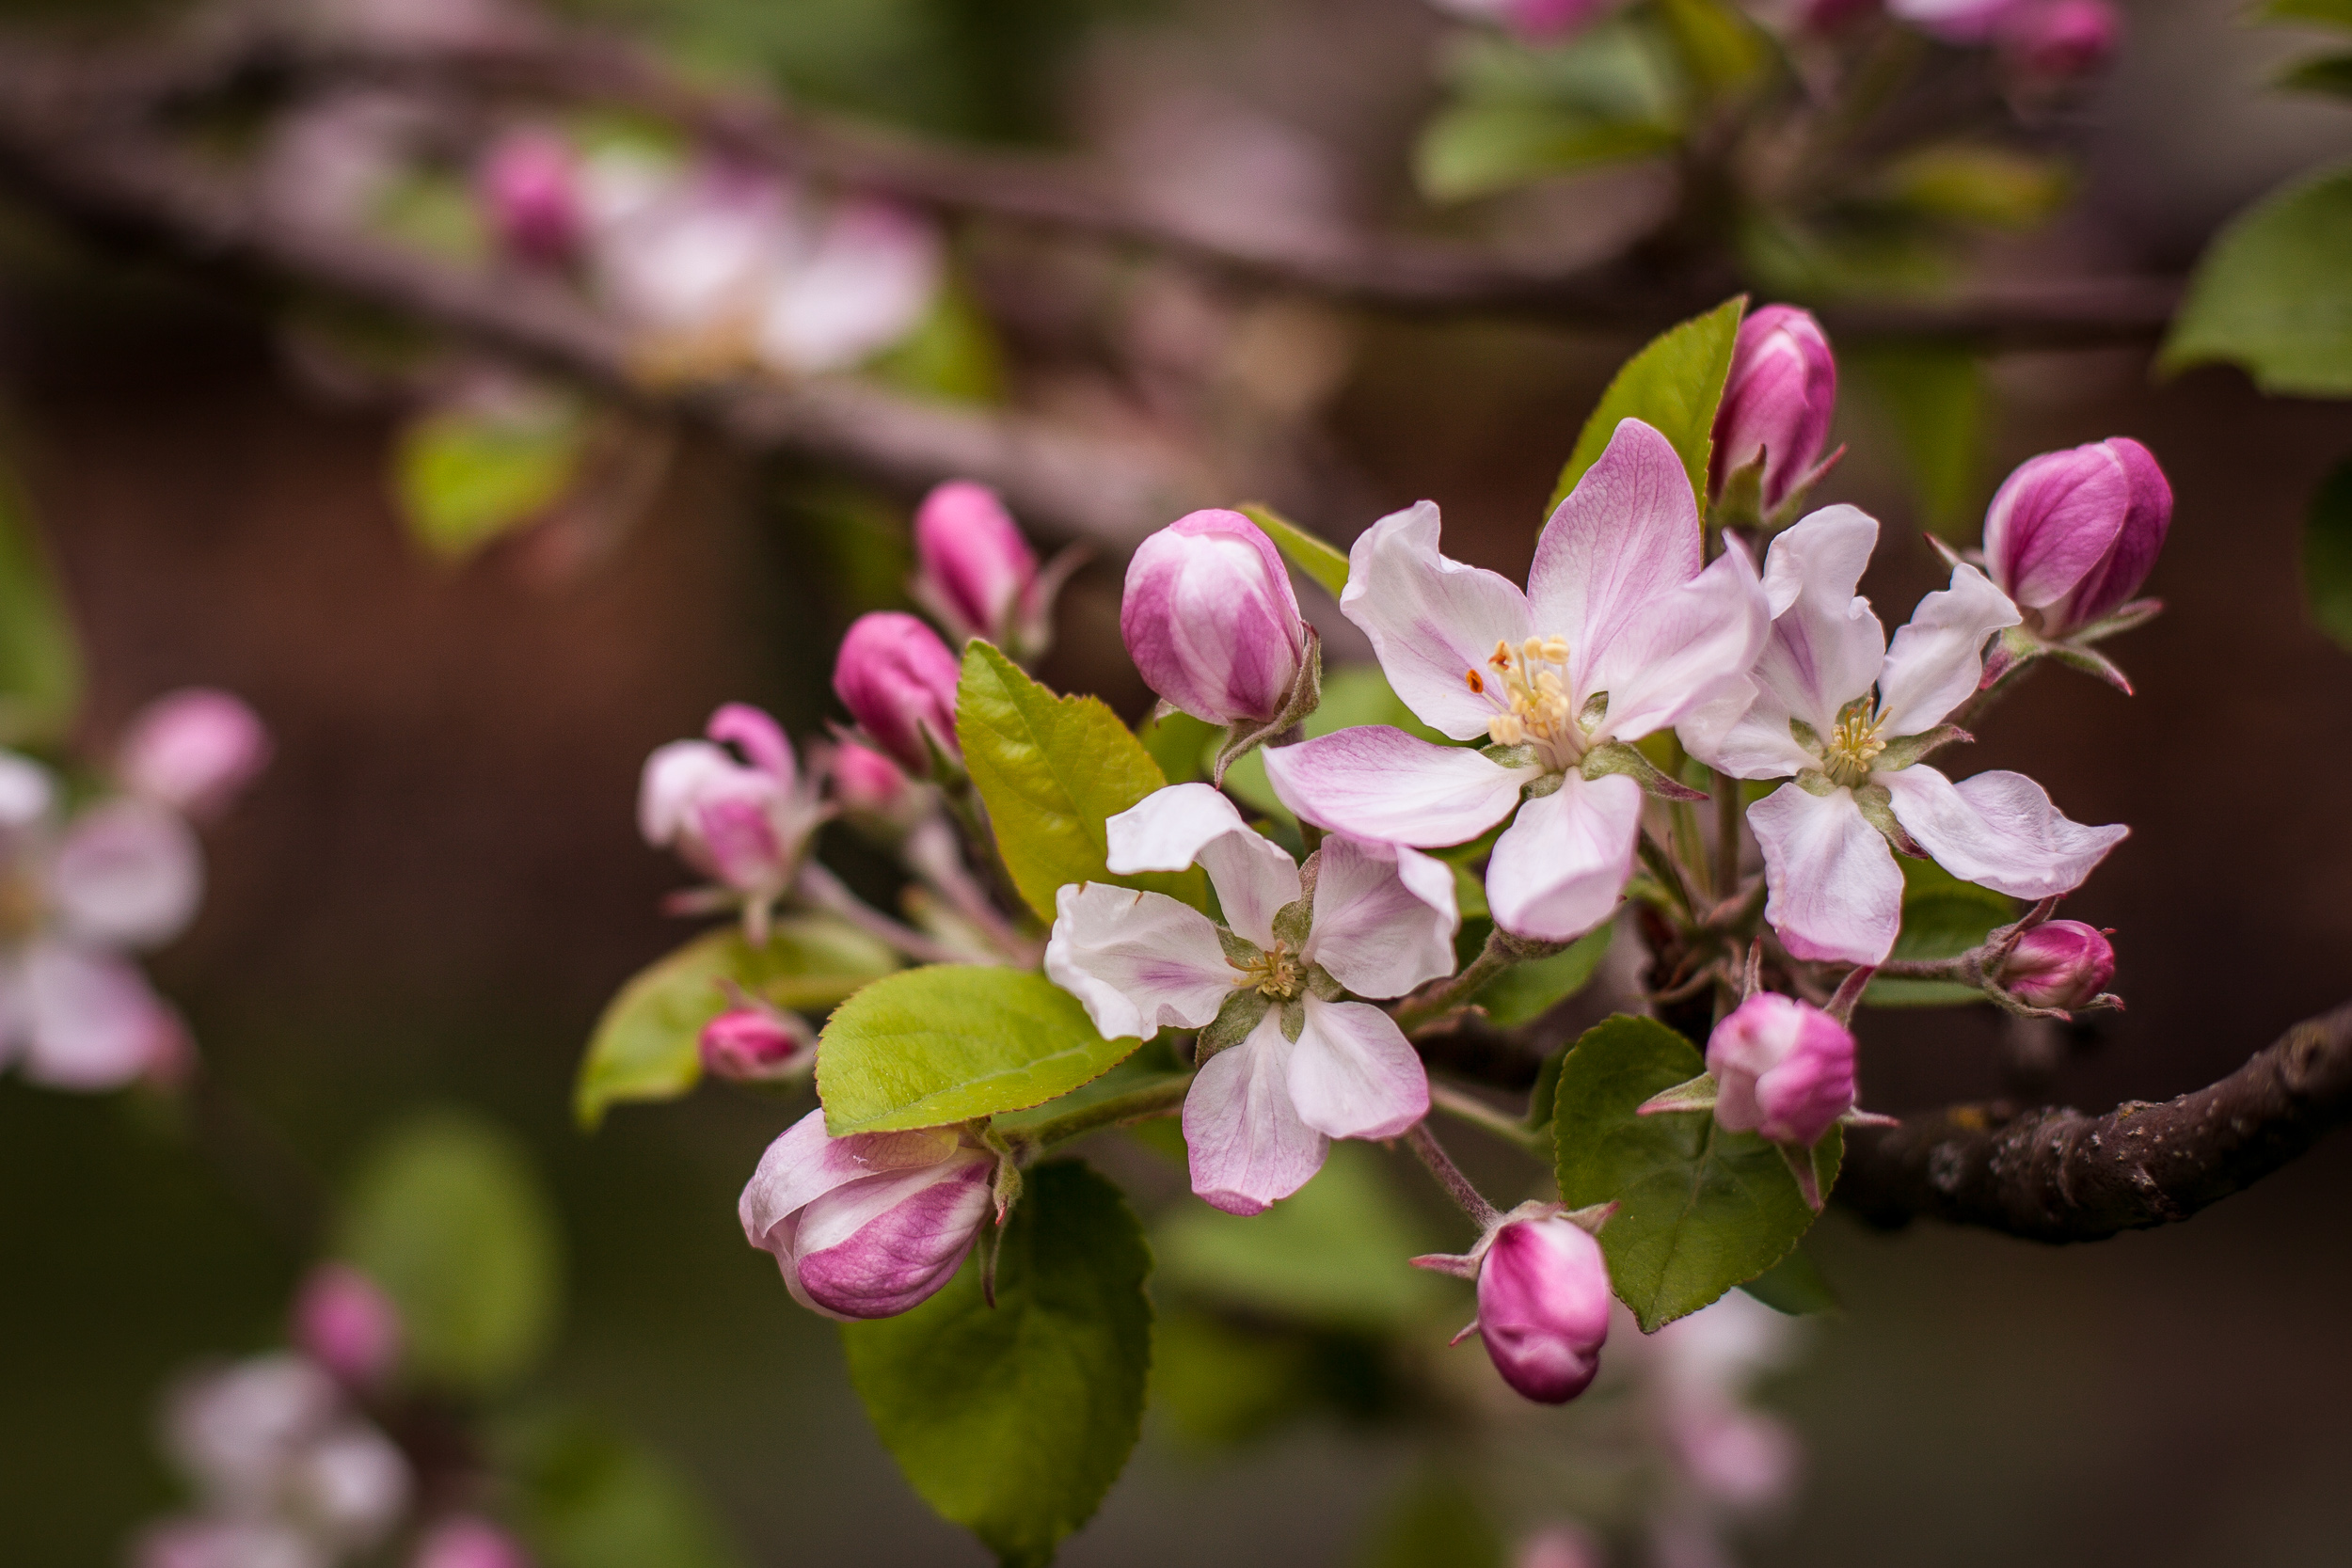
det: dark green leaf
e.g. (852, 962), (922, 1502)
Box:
(575, 917), (900, 1129)
(1415, 102), (1677, 202)
(957, 641), (1206, 922)
(338, 1110), (564, 1392)
(1357, 1471), (1507, 1568)
(2161, 163), (2352, 397)
(818, 965), (1139, 1134)
(1239, 503), (1351, 599)
(843, 1162), (1152, 1568)
(1553, 1015), (1835, 1331)
(1150, 1308), (1322, 1450)
(1475, 922), (1613, 1027)
(501, 1411), (746, 1568)
(1847, 346), (1984, 536)
(0, 452), (82, 745)
(1739, 1244), (1838, 1315)
(1550, 297), (1745, 514)
(2304, 454), (2352, 650)
(1864, 855), (2014, 1007)
(393, 399), (588, 559)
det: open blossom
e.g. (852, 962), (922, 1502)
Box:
(833, 612), (962, 775)
(1264, 420), (1769, 942)
(638, 703), (827, 938)
(1120, 510), (1310, 729)
(911, 482), (1047, 653)
(2000, 919), (2115, 1009)
(1046, 784), (1456, 1214)
(739, 1108), (995, 1319)
(1710, 306), (1837, 515)
(1981, 437), (2170, 643)
(1680, 505), (2126, 966)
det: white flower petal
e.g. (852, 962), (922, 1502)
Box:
(0, 751), (56, 828)
(50, 799), (203, 950)
(1303, 837), (1459, 999)
(738, 1107), (964, 1246)
(1751, 505), (1886, 736)
(1874, 563), (2021, 737)
(1747, 783), (1902, 966)
(1588, 535), (1771, 741)
(1339, 500), (1533, 741)
(1677, 674), (1818, 782)
(1043, 882), (1234, 1038)
(1484, 771), (1644, 942)
(1183, 1014), (1330, 1214)
(1286, 995), (1429, 1140)
(1104, 783), (1300, 948)
(1263, 726), (1534, 847)
(1881, 766), (2127, 899)
(1527, 420), (1704, 696)
(18, 942), (183, 1090)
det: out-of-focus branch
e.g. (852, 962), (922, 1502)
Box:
(129, 23), (2181, 348)
(1837, 1000), (2352, 1242)
(0, 54), (1210, 549)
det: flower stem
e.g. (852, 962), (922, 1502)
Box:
(1009, 1074), (1194, 1156)
(1428, 1080), (1549, 1155)
(1406, 1120), (1502, 1230)
(1393, 927), (1557, 1033)
(1714, 768), (1742, 902)
(795, 863), (968, 965)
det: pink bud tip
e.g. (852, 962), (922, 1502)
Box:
(1709, 305), (1837, 513)
(699, 1006), (813, 1082)
(832, 612), (962, 776)
(292, 1263), (403, 1390)
(1474, 1215), (1612, 1404)
(1707, 992), (1859, 1148)
(1981, 436), (2169, 638)
(479, 129), (582, 266)
(913, 481), (1040, 649)
(1119, 510), (1307, 727)
(826, 738), (914, 819)
(412, 1517), (534, 1568)
(117, 689), (271, 821)
(2000, 919), (2115, 1009)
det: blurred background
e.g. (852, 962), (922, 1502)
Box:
(3, 0), (2352, 1563)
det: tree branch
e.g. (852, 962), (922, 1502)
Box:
(1837, 1000), (2352, 1242)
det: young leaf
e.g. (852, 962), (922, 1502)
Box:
(1881, 145), (2073, 231)
(1474, 922), (1613, 1027)
(393, 398), (589, 559)
(2161, 164), (2352, 397)
(818, 965), (1140, 1134)
(1552, 1014), (1835, 1331)
(957, 641), (1207, 922)
(338, 1110), (564, 1393)
(842, 1161), (1152, 1568)
(575, 917), (900, 1130)
(1550, 296), (1745, 514)
(2304, 454), (2352, 650)
(499, 1410), (747, 1568)
(0, 452), (82, 745)
(1240, 503), (1351, 599)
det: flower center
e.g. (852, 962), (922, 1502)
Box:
(1232, 941), (1303, 1000)
(1468, 636), (1584, 759)
(1821, 702), (1887, 788)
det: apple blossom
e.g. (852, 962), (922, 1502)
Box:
(1679, 505), (2126, 967)
(832, 611), (962, 775)
(1709, 306), (1838, 516)
(911, 481), (1042, 651)
(116, 689), (272, 822)
(1263, 419), (1770, 942)
(1980, 436), (2170, 658)
(739, 1109), (996, 1319)
(1120, 509), (1311, 731)
(638, 703), (827, 939)
(291, 1265), (402, 1392)
(1045, 783), (1456, 1214)
(1998, 918), (2115, 1010)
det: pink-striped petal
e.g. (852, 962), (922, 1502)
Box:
(1527, 420), (1704, 699)
(1880, 766), (2127, 899)
(1747, 783), (1902, 966)
(1340, 500), (1533, 741)
(1263, 726), (1534, 847)
(1104, 783), (1300, 949)
(1044, 882), (1233, 1039)
(1305, 837), (1459, 999)
(1484, 771), (1644, 942)
(1183, 1013), (1330, 1215)
(1286, 996), (1429, 1141)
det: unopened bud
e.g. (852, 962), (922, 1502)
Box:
(1120, 510), (1307, 727)
(1710, 305), (1836, 514)
(117, 689), (271, 822)
(912, 481), (1041, 649)
(1474, 1215), (1612, 1404)
(1999, 919), (2115, 1009)
(292, 1264), (403, 1391)
(1707, 993), (1857, 1148)
(832, 612), (962, 775)
(699, 1004), (814, 1083)
(637, 705), (816, 900)
(412, 1516), (534, 1568)
(479, 129), (582, 266)
(1982, 436), (2169, 639)
(739, 1109), (993, 1319)
(2007, 0), (2119, 79)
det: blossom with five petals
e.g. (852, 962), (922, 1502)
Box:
(1045, 783), (1457, 1214)
(1263, 420), (1770, 942)
(1679, 505), (2126, 966)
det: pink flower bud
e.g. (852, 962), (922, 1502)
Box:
(1707, 993), (1857, 1148)
(2000, 919), (2115, 1009)
(412, 1516), (534, 1568)
(638, 705), (817, 899)
(1982, 436), (2169, 639)
(832, 612), (962, 774)
(1120, 510), (1306, 727)
(827, 737), (913, 815)
(1889, 0), (2026, 43)
(739, 1109), (994, 1319)
(912, 481), (1040, 648)
(117, 689), (271, 822)
(699, 1005), (814, 1082)
(1474, 1215), (1613, 1404)
(479, 129), (582, 266)
(1710, 305), (1837, 513)
(2007, 0), (2119, 78)
(292, 1264), (404, 1391)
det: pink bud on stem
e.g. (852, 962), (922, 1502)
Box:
(1998, 919), (2116, 1010)
(1471, 1214), (1613, 1404)
(1982, 436), (2170, 641)
(911, 481), (1041, 651)
(832, 612), (963, 776)
(1707, 992), (1860, 1150)
(1120, 510), (1308, 728)
(479, 129), (583, 266)
(698, 1001), (815, 1083)
(1709, 305), (1837, 516)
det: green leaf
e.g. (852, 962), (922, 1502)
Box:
(1137, 709), (1218, 784)
(2277, 53), (2352, 95)
(394, 399), (588, 559)
(1653, 0), (1772, 99)
(1552, 1015), (1835, 1331)
(1474, 922), (1613, 1027)
(575, 917), (901, 1129)
(1155, 1144), (1451, 1331)
(1847, 346), (1984, 536)
(1357, 1471), (1507, 1568)
(843, 1161), (1152, 1568)
(501, 1411), (746, 1568)
(2161, 164), (2352, 397)
(1864, 855), (2014, 1007)
(1415, 101), (1677, 202)
(1739, 1244), (1838, 1315)
(1881, 145), (2073, 230)
(0, 452), (82, 745)
(2304, 454), (2352, 649)
(338, 1110), (564, 1392)
(1239, 503), (1351, 599)
(1550, 296), (1745, 515)
(817, 965), (1139, 1134)
(957, 641), (1206, 923)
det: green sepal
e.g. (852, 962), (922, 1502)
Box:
(1582, 738), (1708, 800)
(1198, 986), (1272, 1060)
